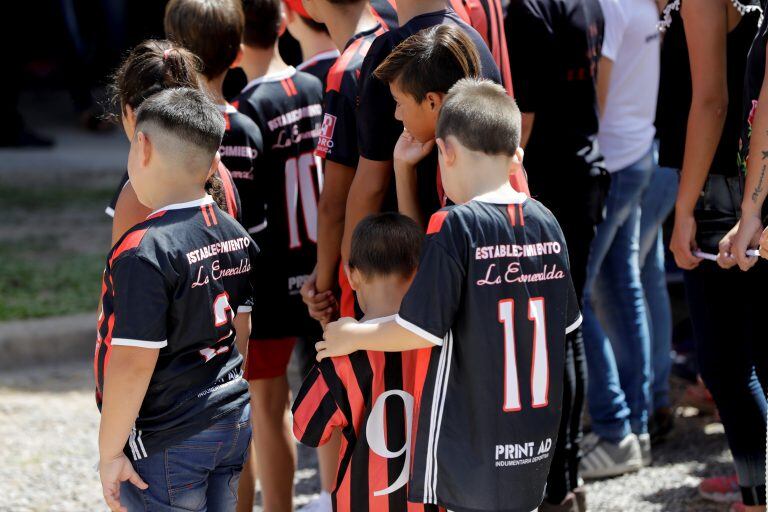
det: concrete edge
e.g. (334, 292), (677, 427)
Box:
(0, 313), (95, 370)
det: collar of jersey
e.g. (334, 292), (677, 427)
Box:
(241, 66), (298, 94)
(297, 50), (340, 71)
(361, 315), (397, 325)
(472, 187), (527, 205)
(217, 103), (238, 114)
(148, 195), (215, 218)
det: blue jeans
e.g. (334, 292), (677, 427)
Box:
(639, 164), (678, 411)
(121, 405), (252, 511)
(583, 147), (654, 441)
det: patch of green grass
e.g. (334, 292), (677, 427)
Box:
(0, 234), (105, 321)
(0, 185), (114, 211)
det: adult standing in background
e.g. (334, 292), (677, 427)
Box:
(506, 1), (609, 509)
(579, 0), (660, 479)
(667, 0), (767, 509)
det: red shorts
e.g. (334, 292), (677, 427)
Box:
(338, 263), (355, 318)
(244, 337), (297, 380)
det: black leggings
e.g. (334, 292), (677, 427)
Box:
(684, 262), (768, 506)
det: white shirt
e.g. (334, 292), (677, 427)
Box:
(598, 0), (660, 172)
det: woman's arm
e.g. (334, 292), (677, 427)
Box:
(669, 0), (729, 269)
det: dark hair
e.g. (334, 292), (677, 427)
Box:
(243, 0), (282, 48)
(349, 213), (423, 279)
(135, 87), (226, 157)
(112, 39), (201, 113)
(436, 78), (521, 156)
(374, 25), (480, 102)
(164, 0), (244, 79)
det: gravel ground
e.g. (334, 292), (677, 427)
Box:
(0, 361), (736, 512)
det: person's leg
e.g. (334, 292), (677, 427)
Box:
(208, 405), (253, 511)
(685, 266), (768, 508)
(236, 441), (258, 512)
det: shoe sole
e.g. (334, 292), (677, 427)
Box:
(699, 489), (740, 503)
(581, 461), (643, 480)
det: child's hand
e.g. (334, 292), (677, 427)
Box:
(99, 453), (148, 512)
(301, 271), (339, 325)
(316, 317), (360, 361)
(394, 129), (435, 168)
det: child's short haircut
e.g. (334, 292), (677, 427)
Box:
(373, 25), (481, 102)
(243, 0), (282, 49)
(136, 87), (226, 159)
(112, 40), (200, 111)
(164, 0), (244, 79)
(349, 213), (423, 279)
(437, 78), (521, 156)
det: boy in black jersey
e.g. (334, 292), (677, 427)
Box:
(164, 0), (261, 218)
(318, 79), (580, 512)
(284, 0), (340, 87)
(293, 213), (443, 512)
(96, 88), (254, 512)
(235, 1), (324, 510)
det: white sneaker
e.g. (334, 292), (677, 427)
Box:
(298, 491), (332, 512)
(579, 433), (643, 479)
(638, 433), (652, 466)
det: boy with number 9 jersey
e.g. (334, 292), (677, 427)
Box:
(95, 88), (255, 512)
(293, 213), (443, 512)
(319, 80), (581, 512)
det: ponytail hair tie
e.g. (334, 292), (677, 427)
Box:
(163, 48), (171, 60)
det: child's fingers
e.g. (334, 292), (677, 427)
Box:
(128, 470), (148, 490)
(103, 484), (124, 512)
(315, 341), (327, 352)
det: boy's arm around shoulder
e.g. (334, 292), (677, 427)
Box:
(317, 318), (436, 361)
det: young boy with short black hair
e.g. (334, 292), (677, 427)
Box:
(236, 1), (325, 510)
(96, 87), (255, 512)
(284, 0), (340, 87)
(319, 79), (580, 512)
(293, 212), (444, 512)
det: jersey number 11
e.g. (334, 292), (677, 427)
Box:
(498, 297), (549, 412)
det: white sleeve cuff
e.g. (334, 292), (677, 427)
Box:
(111, 338), (167, 349)
(105, 206), (115, 218)
(237, 305), (253, 313)
(565, 315), (583, 335)
(394, 315), (444, 346)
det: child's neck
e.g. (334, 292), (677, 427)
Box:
(359, 279), (408, 321)
(297, 31), (337, 63)
(148, 178), (208, 212)
(326, 4), (379, 51)
(397, 0), (447, 26)
(241, 46), (290, 83)
(201, 74), (228, 106)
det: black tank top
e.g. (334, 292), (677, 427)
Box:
(657, 7), (760, 176)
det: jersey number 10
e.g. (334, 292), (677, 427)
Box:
(285, 153), (322, 249)
(498, 297), (549, 412)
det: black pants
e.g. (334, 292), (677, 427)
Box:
(684, 262), (768, 506)
(539, 181), (604, 503)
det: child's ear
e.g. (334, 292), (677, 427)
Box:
(278, 8), (288, 37)
(347, 267), (362, 292)
(230, 46), (244, 69)
(425, 92), (445, 113)
(436, 137), (456, 166)
(137, 131), (152, 167)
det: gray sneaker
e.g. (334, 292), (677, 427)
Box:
(579, 433), (643, 479)
(638, 433), (652, 466)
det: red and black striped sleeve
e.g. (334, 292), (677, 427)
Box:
(292, 364), (347, 447)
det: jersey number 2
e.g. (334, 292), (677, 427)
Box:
(285, 153), (321, 249)
(498, 297), (549, 412)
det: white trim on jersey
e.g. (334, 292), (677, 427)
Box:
(424, 331), (453, 503)
(112, 338), (168, 349)
(565, 315), (583, 335)
(241, 66), (298, 94)
(394, 315), (444, 346)
(247, 219), (269, 235)
(128, 426), (148, 461)
(237, 305), (253, 313)
(217, 103), (239, 114)
(473, 186), (527, 205)
(362, 315), (397, 325)
(297, 50), (340, 71)
(105, 206), (115, 218)
(148, 195), (215, 218)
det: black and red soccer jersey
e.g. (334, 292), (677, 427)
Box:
(292, 317), (442, 512)
(395, 190), (581, 512)
(357, 9), (503, 216)
(95, 196), (255, 461)
(316, 26), (385, 169)
(370, 0), (399, 30)
(297, 49), (341, 90)
(235, 68), (324, 339)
